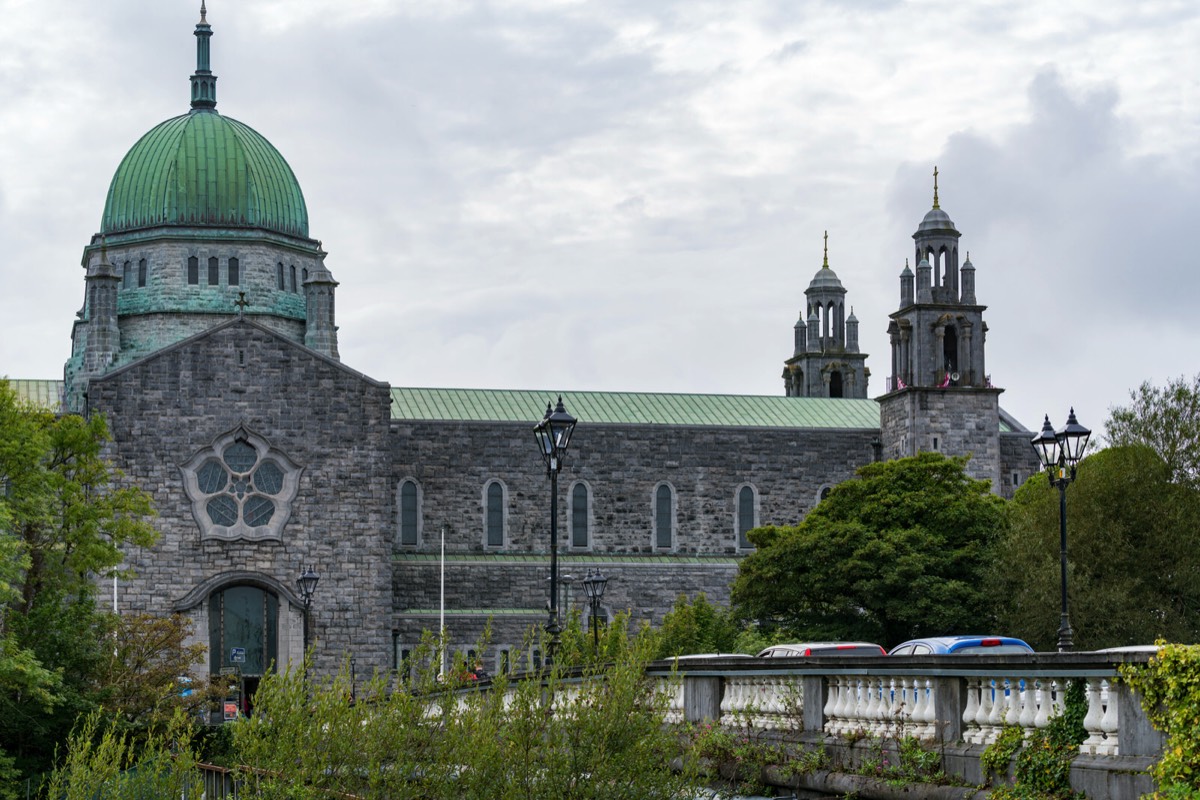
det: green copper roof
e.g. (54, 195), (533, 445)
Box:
(6, 379), (62, 409)
(390, 387), (882, 429)
(101, 111), (309, 238)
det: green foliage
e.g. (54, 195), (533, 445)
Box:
(732, 452), (1005, 646)
(686, 719), (792, 794)
(1107, 373), (1200, 488)
(855, 735), (952, 788)
(39, 709), (201, 800)
(992, 445), (1200, 650)
(986, 681), (1087, 800)
(983, 726), (1025, 782)
(227, 629), (698, 799)
(650, 593), (746, 659)
(1122, 642), (1200, 797)
(0, 379), (158, 786)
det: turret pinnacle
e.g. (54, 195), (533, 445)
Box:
(822, 230), (829, 268)
(932, 165), (940, 209)
(190, 2), (218, 111)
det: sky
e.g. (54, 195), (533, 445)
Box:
(2, 0), (1198, 440)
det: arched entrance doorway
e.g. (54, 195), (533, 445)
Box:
(208, 585), (279, 714)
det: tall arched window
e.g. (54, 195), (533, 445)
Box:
(276, 263), (285, 290)
(289, 265), (297, 292)
(228, 257), (240, 286)
(654, 484), (674, 549)
(188, 256), (199, 285)
(137, 258), (147, 287)
(736, 485), (756, 549)
(398, 479), (420, 546)
(829, 371), (844, 398)
(570, 482), (589, 548)
(208, 256), (219, 285)
(122, 261), (131, 289)
(485, 481), (505, 547)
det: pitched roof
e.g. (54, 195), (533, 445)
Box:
(390, 387), (881, 429)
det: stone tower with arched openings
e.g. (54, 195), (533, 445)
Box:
(878, 170), (1002, 487)
(782, 232), (870, 399)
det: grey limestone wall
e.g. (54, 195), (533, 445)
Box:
(999, 430), (1042, 499)
(878, 387), (1002, 488)
(389, 419), (880, 658)
(88, 320), (393, 678)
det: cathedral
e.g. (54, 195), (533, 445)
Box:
(10, 8), (1038, 690)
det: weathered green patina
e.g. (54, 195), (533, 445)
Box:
(101, 111), (309, 238)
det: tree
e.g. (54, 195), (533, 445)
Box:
(1107, 373), (1200, 487)
(731, 452), (1006, 648)
(0, 379), (158, 786)
(650, 593), (745, 659)
(990, 444), (1200, 650)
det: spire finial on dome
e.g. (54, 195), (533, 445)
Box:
(190, 3), (218, 111)
(822, 230), (829, 268)
(932, 165), (940, 209)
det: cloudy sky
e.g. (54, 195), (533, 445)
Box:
(2, 0), (1197, 439)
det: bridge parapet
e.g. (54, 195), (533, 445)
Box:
(646, 651), (1164, 798)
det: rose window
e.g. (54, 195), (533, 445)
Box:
(182, 427), (302, 542)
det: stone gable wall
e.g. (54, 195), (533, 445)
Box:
(87, 322), (393, 677)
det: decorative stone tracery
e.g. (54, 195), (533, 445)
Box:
(180, 425), (302, 541)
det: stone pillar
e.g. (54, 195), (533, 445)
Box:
(304, 263), (340, 359)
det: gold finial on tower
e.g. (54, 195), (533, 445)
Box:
(822, 230), (829, 268)
(932, 165), (940, 209)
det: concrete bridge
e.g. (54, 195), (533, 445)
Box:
(645, 650), (1164, 799)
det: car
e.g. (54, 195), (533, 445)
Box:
(888, 635), (1034, 655)
(756, 642), (887, 658)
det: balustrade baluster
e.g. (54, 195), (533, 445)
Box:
(1033, 679), (1050, 730)
(910, 677), (929, 739)
(984, 678), (1004, 744)
(1082, 678), (1106, 754)
(824, 676), (842, 735)
(1098, 680), (1119, 755)
(1018, 677), (1037, 732)
(963, 677), (981, 744)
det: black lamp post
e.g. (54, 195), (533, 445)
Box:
(1030, 408), (1091, 652)
(296, 565), (320, 673)
(581, 569), (609, 650)
(533, 396), (577, 667)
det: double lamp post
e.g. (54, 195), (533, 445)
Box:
(1030, 407), (1091, 653)
(534, 397), (611, 663)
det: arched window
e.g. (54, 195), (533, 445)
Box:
(654, 484), (674, 549)
(137, 258), (147, 287)
(228, 257), (240, 286)
(276, 263), (285, 290)
(208, 256), (219, 286)
(122, 261), (131, 289)
(398, 479), (420, 546)
(188, 256), (199, 285)
(302, 268), (309, 283)
(485, 481), (505, 547)
(829, 371), (843, 398)
(289, 265), (297, 292)
(570, 482), (589, 548)
(736, 485), (756, 549)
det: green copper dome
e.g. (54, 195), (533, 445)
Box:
(100, 111), (309, 238)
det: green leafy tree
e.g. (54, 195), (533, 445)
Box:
(731, 452), (1006, 648)
(991, 445), (1200, 650)
(0, 379), (158, 786)
(650, 593), (745, 659)
(1107, 373), (1200, 487)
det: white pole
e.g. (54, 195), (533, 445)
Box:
(112, 574), (118, 614)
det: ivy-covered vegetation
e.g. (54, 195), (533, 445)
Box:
(983, 680), (1087, 800)
(1121, 642), (1200, 798)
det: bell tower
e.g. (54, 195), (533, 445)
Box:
(782, 232), (869, 398)
(878, 170), (1001, 487)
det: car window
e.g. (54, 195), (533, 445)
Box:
(913, 644), (932, 654)
(951, 644), (1032, 655)
(891, 644), (913, 656)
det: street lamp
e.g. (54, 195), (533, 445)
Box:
(533, 396), (577, 667)
(581, 569), (609, 650)
(296, 564), (320, 672)
(1030, 408), (1091, 652)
